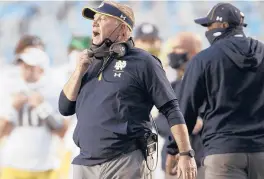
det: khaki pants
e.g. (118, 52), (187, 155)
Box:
(73, 150), (151, 179)
(0, 168), (58, 179)
(204, 152), (264, 179)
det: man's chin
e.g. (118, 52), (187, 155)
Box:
(92, 38), (103, 46)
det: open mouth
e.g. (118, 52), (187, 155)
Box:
(93, 31), (100, 37)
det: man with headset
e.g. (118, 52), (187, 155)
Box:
(58, 1), (196, 179)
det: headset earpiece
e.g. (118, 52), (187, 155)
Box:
(109, 38), (134, 58)
(109, 43), (127, 58)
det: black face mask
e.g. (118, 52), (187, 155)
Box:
(205, 28), (227, 45)
(88, 38), (113, 61)
(168, 52), (188, 69)
(205, 26), (245, 45)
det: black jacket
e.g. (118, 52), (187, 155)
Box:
(179, 34), (264, 156)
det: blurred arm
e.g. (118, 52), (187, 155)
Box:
(0, 117), (14, 139)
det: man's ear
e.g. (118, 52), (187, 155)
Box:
(121, 23), (130, 37)
(121, 23), (126, 33)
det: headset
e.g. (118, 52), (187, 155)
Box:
(94, 37), (135, 77)
(109, 37), (134, 58)
(88, 37), (134, 59)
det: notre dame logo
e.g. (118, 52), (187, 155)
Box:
(114, 60), (127, 77)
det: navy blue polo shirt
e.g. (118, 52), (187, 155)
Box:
(72, 48), (176, 166)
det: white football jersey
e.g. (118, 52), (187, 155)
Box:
(0, 70), (62, 171)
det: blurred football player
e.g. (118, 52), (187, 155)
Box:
(0, 47), (65, 179)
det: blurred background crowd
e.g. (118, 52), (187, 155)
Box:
(0, 1), (263, 179)
(0, 1), (264, 66)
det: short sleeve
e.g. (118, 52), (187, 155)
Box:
(141, 56), (177, 108)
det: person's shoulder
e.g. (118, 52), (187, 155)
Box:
(125, 47), (161, 65)
(196, 46), (217, 59)
(191, 43), (223, 66)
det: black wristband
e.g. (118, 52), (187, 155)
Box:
(58, 90), (76, 116)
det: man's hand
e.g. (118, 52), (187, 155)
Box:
(0, 118), (14, 138)
(166, 154), (179, 175)
(166, 154), (197, 179)
(52, 118), (70, 138)
(61, 50), (92, 102)
(192, 118), (203, 135)
(75, 49), (93, 76)
(12, 93), (28, 111)
(177, 156), (197, 179)
(28, 92), (44, 108)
